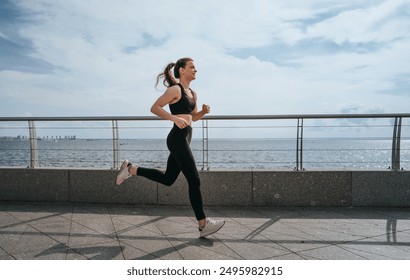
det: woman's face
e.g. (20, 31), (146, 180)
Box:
(180, 60), (197, 81)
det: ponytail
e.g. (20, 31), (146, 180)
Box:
(155, 62), (177, 88)
(155, 57), (193, 89)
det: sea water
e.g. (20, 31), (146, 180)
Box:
(1, 138), (409, 170)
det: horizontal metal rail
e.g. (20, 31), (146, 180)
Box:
(1, 113), (410, 122)
(0, 114), (409, 170)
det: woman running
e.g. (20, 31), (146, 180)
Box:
(116, 57), (225, 238)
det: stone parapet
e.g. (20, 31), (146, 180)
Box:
(0, 168), (409, 207)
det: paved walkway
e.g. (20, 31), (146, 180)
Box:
(0, 202), (409, 260)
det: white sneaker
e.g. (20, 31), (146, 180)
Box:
(116, 160), (132, 185)
(199, 218), (225, 238)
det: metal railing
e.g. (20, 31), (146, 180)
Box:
(0, 113), (409, 170)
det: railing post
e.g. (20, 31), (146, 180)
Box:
(28, 120), (38, 168)
(295, 118), (304, 171)
(391, 117), (402, 170)
(112, 120), (120, 169)
(202, 119), (209, 170)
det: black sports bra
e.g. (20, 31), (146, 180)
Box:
(169, 84), (196, 115)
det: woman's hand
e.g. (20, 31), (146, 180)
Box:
(173, 116), (190, 129)
(192, 104), (211, 122)
(202, 104), (211, 114)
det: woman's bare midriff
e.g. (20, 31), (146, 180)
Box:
(175, 114), (193, 126)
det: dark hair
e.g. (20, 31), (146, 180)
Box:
(156, 57), (193, 88)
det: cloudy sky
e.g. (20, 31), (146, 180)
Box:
(1, 0), (410, 119)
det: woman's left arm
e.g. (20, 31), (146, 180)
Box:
(192, 104), (210, 121)
(192, 93), (211, 121)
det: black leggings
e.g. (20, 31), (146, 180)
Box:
(136, 125), (205, 221)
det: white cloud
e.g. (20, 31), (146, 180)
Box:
(306, 0), (410, 44)
(0, 0), (409, 121)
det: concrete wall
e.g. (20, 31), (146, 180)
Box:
(0, 168), (409, 207)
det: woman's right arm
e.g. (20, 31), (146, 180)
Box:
(150, 87), (189, 128)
